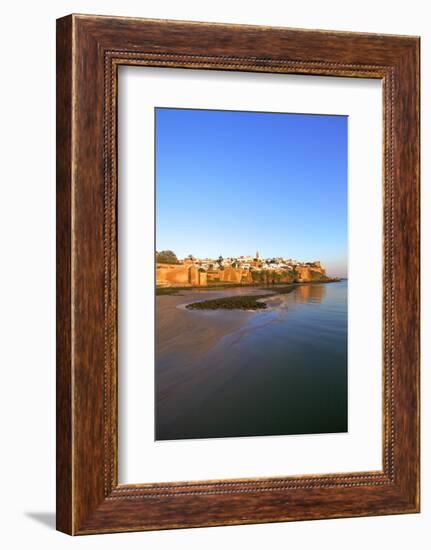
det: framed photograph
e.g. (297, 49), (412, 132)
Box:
(56, 14), (420, 535)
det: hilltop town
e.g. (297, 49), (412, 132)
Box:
(156, 250), (333, 288)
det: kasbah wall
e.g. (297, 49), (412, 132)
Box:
(156, 262), (327, 287)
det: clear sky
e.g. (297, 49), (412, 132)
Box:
(155, 108), (348, 277)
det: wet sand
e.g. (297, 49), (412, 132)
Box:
(156, 287), (275, 360)
(156, 287), (275, 407)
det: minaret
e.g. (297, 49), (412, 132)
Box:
(256, 250), (260, 260)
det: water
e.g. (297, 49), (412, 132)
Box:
(156, 281), (348, 440)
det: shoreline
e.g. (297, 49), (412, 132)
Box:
(156, 287), (275, 362)
(156, 278), (342, 296)
(156, 281), (344, 359)
(185, 284), (301, 310)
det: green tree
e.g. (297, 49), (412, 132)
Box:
(156, 250), (179, 264)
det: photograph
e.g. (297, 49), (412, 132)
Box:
(155, 107), (348, 441)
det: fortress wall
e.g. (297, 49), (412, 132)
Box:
(295, 266), (326, 282)
(156, 263), (327, 287)
(242, 270), (253, 284)
(156, 264), (209, 287)
(206, 270), (220, 283)
(220, 267), (243, 283)
(295, 266), (311, 282)
(189, 266), (199, 286)
(156, 264), (190, 286)
(199, 271), (208, 286)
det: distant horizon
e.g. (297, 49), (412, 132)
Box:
(156, 108), (348, 278)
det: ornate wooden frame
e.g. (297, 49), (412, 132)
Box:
(56, 14), (420, 534)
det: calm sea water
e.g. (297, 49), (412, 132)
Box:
(156, 281), (348, 440)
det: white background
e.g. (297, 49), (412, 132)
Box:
(119, 68), (382, 483)
(0, 1), (428, 548)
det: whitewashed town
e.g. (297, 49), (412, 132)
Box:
(156, 250), (330, 288)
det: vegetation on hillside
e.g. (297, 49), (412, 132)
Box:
(251, 269), (297, 285)
(156, 250), (179, 264)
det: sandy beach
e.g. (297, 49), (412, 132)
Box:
(155, 287), (275, 409)
(156, 286), (275, 360)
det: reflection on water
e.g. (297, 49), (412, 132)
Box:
(294, 283), (326, 304)
(156, 281), (348, 441)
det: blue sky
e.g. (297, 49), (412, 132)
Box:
(155, 108), (348, 277)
